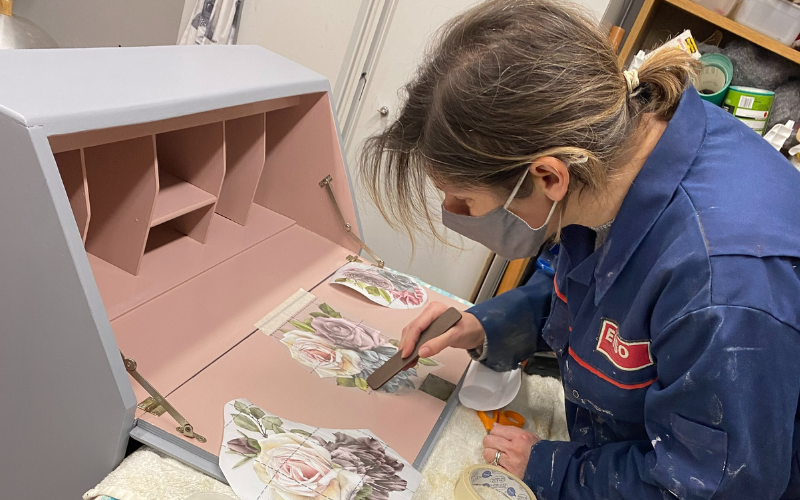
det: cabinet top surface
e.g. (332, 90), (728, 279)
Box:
(0, 45), (328, 135)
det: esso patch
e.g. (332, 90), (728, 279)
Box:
(596, 319), (653, 371)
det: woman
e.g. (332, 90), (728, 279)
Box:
(360, 0), (800, 498)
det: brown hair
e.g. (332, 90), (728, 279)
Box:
(359, 0), (699, 242)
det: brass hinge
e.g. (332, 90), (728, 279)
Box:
(320, 175), (384, 268)
(121, 352), (206, 443)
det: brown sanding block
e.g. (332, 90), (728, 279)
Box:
(367, 307), (462, 390)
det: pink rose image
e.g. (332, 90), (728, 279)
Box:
(281, 331), (361, 378)
(253, 433), (362, 500)
(311, 316), (391, 351)
(389, 289), (425, 307)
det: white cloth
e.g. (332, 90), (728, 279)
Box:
(179, 0), (242, 46)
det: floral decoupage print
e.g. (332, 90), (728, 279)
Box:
(220, 399), (421, 500)
(329, 263), (427, 309)
(255, 289), (441, 394)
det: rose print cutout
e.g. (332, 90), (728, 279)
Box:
(220, 399), (420, 500)
(330, 263), (427, 309)
(270, 300), (441, 394)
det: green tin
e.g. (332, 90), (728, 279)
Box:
(723, 86), (775, 136)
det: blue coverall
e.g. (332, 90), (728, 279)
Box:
(467, 89), (800, 499)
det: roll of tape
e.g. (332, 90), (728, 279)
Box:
(454, 465), (537, 500)
(695, 53), (732, 106)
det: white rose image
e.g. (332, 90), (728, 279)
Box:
(253, 433), (362, 500)
(281, 330), (362, 378)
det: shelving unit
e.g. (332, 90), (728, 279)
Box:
(619, 0), (800, 66)
(151, 171), (217, 226)
(155, 122), (225, 243)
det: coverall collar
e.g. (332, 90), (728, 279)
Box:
(593, 89), (707, 304)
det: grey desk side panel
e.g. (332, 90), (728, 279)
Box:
(0, 118), (136, 499)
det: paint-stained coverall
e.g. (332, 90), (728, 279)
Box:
(467, 89), (800, 499)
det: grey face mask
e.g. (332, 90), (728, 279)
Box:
(441, 170), (558, 260)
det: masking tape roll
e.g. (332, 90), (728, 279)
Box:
(454, 465), (537, 500)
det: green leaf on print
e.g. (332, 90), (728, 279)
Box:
(388, 338), (400, 347)
(337, 377), (356, 387)
(378, 288), (392, 303)
(353, 484), (373, 500)
(364, 286), (381, 297)
(249, 407), (266, 419)
(354, 281), (367, 290)
(334, 278), (347, 283)
(262, 416), (284, 428)
(418, 357), (438, 367)
(319, 303), (337, 316)
(233, 414), (259, 433)
(354, 377), (369, 391)
(309, 312), (330, 318)
(290, 428), (313, 437)
(289, 319), (316, 333)
(233, 401), (250, 414)
(272, 426), (286, 434)
(232, 456), (253, 469)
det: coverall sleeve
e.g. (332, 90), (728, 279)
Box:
(466, 268), (553, 372)
(524, 305), (800, 500)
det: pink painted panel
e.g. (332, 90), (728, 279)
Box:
(255, 92), (360, 254)
(53, 149), (91, 242)
(139, 284), (471, 462)
(140, 334), (440, 461)
(91, 204), (295, 321)
(217, 113), (266, 225)
(111, 225), (353, 402)
(83, 135), (158, 275)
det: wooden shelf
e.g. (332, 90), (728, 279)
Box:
(151, 171), (217, 227)
(665, 0), (800, 65)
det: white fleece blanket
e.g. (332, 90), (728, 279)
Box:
(84, 374), (568, 500)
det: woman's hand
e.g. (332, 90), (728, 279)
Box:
(399, 301), (486, 358)
(482, 424), (541, 478)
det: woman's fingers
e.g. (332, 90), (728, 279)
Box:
(482, 446), (500, 464)
(419, 328), (456, 358)
(399, 302), (448, 358)
(483, 434), (512, 452)
(482, 424), (542, 477)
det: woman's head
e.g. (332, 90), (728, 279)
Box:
(360, 0), (699, 246)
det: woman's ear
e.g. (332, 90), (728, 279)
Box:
(529, 157), (569, 202)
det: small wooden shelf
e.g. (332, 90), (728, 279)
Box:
(666, 0), (800, 65)
(151, 171), (217, 227)
(620, 0), (800, 67)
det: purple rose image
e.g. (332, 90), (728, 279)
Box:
(342, 268), (395, 290)
(311, 316), (391, 351)
(315, 432), (407, 500)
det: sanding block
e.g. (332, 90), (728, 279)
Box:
(367, 307), (462, 390)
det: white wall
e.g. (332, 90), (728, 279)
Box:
(12, 0), (185, 48)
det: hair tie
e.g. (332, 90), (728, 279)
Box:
(623, 69), (639, 94)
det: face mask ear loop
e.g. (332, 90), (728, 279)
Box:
(503, 169), (530, 209)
